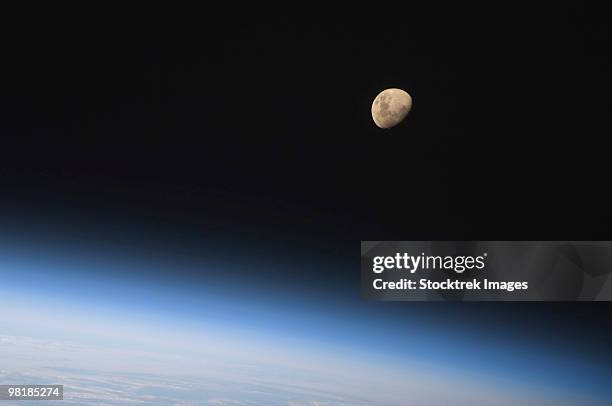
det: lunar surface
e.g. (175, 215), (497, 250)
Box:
(371, 88), (412, 129)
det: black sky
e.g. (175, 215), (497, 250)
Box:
(1, 3), (611, 253)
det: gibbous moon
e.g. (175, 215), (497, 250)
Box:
(371, 88), (412, 129)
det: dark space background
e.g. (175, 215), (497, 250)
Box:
(2, 3), (612, 239)
(1, 2), (611, 401)
(2, 4), (611, 241)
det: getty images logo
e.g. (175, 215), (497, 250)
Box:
(372, 252), (487, 274)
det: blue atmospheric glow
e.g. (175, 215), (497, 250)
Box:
(1, 235), (612, 404)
